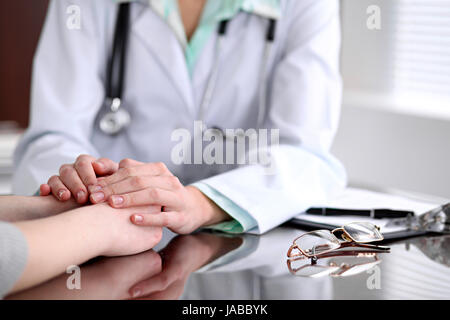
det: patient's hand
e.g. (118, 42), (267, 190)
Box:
(39, 155), (119, 204)
(8, 201), (164, 294)
(91, 203), (164, 257)
(0, 195), (80, 222)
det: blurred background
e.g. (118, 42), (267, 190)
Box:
(0, 0), (449, 198)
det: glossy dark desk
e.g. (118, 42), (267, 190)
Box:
(7, 227), (450, 300)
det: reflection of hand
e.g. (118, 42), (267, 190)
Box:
(9, 203), (163, 294)
(129, 233), (243, 299)
(7, 250), (162, 300)
(89, 159), (230, 234)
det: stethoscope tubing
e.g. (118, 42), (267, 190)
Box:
(101, 3), (277, 136)
(199, 18), (277, 139)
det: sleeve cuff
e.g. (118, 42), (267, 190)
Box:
(0, 222), (28, 298)
(191, 182), (258, 234)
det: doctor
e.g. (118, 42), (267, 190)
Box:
(13, 0), (346, 234)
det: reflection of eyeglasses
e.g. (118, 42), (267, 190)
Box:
(287, 251), (383, 278)
(287, 222), (390, 259)
(405, 235), (450, 268)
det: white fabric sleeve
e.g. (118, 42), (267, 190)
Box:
(0, 222), (28, 299)
(198, 0), (346, 234)
(12, 0), (107, 195)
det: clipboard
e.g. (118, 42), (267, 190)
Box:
(281, 187), (445, 243)
(282, 217), (433, 244)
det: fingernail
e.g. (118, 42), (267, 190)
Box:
(111, 195), (124, 206)
(133, 215), (143, 223)
(131, 287), (141, 298)
(95, 161), (104, 169)
(89, 185), (102, 193)
(58, 189), (66, 200)
(91, 192), (105, 203)
(77, 190), (85, 201)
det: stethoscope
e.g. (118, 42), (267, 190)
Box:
(99, 3), (277, 136)
(99, 3), (131, 135)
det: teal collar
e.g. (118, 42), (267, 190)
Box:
(115, 0), (281, 75)
(116, 0), (281, 19)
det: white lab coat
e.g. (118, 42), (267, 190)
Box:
(13, 0), (346, 234)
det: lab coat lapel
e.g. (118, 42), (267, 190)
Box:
(132, 8), (195, 115)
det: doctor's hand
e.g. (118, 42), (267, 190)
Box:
(40, 155), (119, 204)
(89, 159), (231, 234)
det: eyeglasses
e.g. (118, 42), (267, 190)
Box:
(287, 251), (383, 278)
(287, 222), (390, 259)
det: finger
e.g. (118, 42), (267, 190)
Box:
(96, 162), (172, 189)
(48, 175), (71, 201)
(97, 176), (182, 201)
(129, 263), (183, 298)
(129, 276), (170, 299)
(135, 280), (184, 300)
(92, 167), (141, 190)
(119, 158), (144, 169)
(108, 188), (180, 208)
(39, 184), (51, 196)
(92, 157), (119, 176)
(73, 154), (97, 187)
(130, 211), (179, 228)
(124, 205), (163, 215)
(59, 164), (88, 203)
(131, 280), (184, 300)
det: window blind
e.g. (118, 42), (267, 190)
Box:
(392, 0), (450, 98)
(341, 0), (450, 118)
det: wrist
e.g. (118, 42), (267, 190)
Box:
(73, 204), (113, 257)
(33, 196), (80, 218)
(187, 186), (230, 227)
(12, 205), (112, 292)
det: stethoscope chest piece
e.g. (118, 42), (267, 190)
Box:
(99, 97), (131, 135)
(99, 3), (131, 136)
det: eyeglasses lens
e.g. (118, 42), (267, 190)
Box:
(343, 222), (383, 243)
(294, 230), (340, 257)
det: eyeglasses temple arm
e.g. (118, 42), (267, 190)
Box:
(287, 245), (305, 258)
(340, 242), (390, 251)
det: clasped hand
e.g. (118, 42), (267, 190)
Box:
(40, 155), (229, 235)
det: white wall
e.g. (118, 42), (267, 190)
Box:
(332, 104), (450, 199)
(334, 0), (450, 199)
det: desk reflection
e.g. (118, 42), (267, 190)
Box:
(6, 229), (450, 300)
(7, 232), (242, 300)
